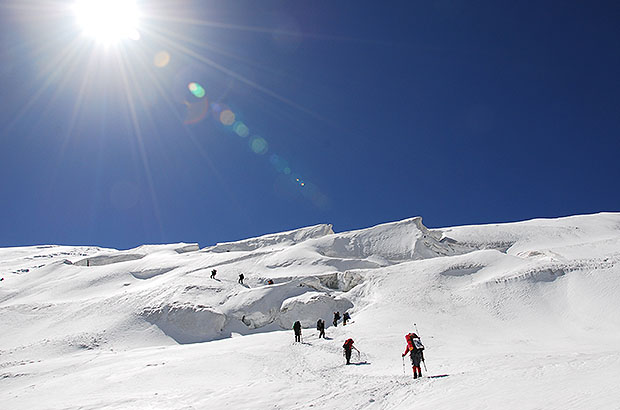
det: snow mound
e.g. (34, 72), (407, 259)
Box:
(436, 212), (620, 255)
(204, 224), (334, 252)
(312, 217), (465, 261)
(129, 267), (177, 280)
(142, 303), (226, 344)
(279, 292), (353, 328)
(173, 243), (200, 253)
(221, 277), (354, 330)
(73, 253), (145, 266)
(72, 243), (199, 266)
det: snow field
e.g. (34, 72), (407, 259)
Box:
(1, 213), (620, 409)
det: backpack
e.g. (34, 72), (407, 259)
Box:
(343, 338), (354, 349)
(406, 333), (424, 351)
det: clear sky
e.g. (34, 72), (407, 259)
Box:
(1, 0), (619, 249)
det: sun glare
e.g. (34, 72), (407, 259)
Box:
(73, 0), (140, 44)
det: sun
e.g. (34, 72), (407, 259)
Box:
(73, 0), (141, 44)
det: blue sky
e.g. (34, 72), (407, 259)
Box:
(1, 0), (619, 249)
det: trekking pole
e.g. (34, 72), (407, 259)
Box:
(402, 356), (405, 375)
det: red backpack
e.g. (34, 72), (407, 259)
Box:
(343, 338), (354, 349)
(406, 333), (424, 351)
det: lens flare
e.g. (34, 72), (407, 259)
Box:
(233, 121), (249, 137)
(270, 154), (290, 173)
(184, 99), (209, 124)
(250, 136), (268, 155)
(188, 82), (205, 98)
(220, 109), (235, 125)
(154, 51), (170, 68)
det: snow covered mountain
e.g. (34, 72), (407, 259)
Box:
(1, 213), (619, 409)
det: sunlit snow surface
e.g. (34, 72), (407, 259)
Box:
(1, 214), (620, 409)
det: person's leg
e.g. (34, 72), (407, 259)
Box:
(412, 353), (422, 377)
(411, 355), (418, 378)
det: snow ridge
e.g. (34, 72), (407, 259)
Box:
(204, 224), (334, 253)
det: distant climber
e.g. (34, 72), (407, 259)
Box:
(342, 338), (359, 365)
(333, 311), (341, 327)
(238, 273), (244, 284)
(316, 319), (325, 338)
(402, 332), (425, 378)
(267, 279), (274, 285)
(293, 320), (302, 343)
(343, 312), (350, 325)
(210, 269), (217, 279)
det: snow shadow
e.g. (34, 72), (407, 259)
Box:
(74, 253), (145, 266)
(130, 267), (176, 280)
(440, 265), (484, 277)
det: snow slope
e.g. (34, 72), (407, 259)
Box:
(1, 214), (620, 409)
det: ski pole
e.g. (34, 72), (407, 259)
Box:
(402, 356), (405, 375)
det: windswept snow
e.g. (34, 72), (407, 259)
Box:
(1, 214), (620, 409)
(204, 224), (334, 253)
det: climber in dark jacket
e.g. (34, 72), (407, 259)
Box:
(293, 321), (302, 343)
(333, 311), (341, 327)
(343, 338), (359, 364)
(343, 312), (350, 325)
(316, 319), (325, 338)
